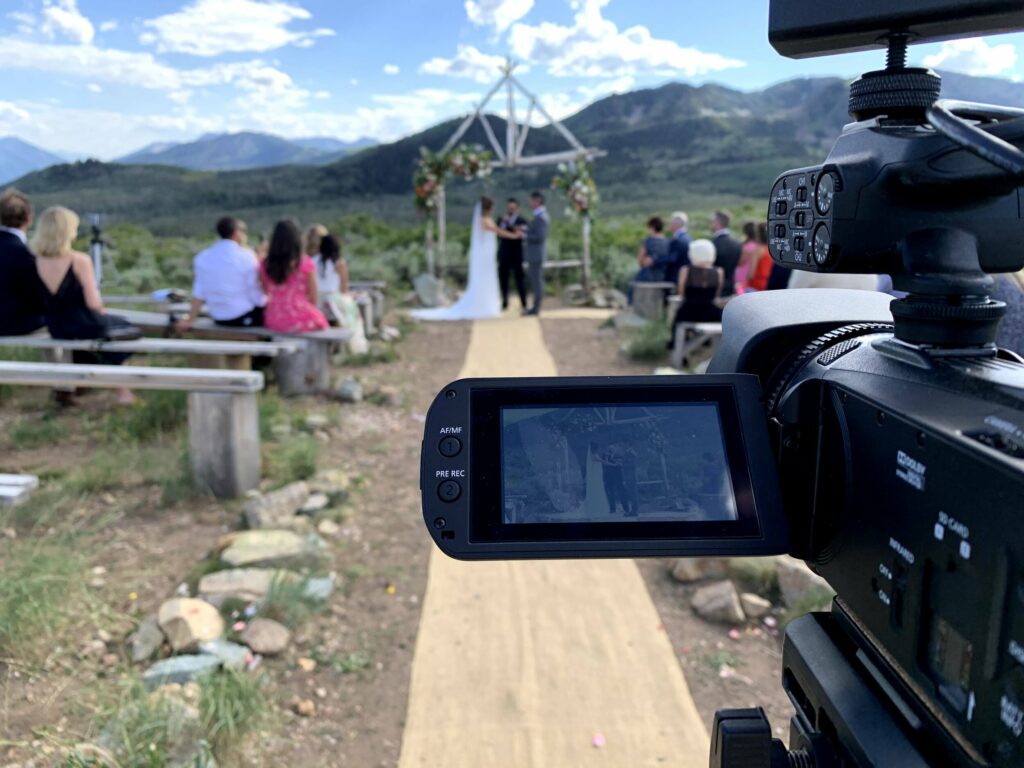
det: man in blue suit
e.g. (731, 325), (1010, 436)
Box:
(665, 211), (691, 287)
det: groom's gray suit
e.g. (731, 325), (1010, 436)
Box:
(524, 205), (549, 314)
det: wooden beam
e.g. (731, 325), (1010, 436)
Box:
(510, 75), (585, 151)
(0, 336), (302, 356)
(515, 101), (535, 159)
(0, 361), (264, 394)
(478, 113), (506, 162)
(442, 77), (507, 153)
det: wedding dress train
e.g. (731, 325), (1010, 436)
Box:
(411, 203), (501, 321)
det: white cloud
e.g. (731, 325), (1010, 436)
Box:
(383, 64), (400, 75)
(923, 37), (1018, 77)
(86, 82), (102, 93)
(41, 0), (94, 45)
(0, 101), (32, 126)
(7, 11), (36, 36)
(349, 78), (359, 86)
(99, 20), (118, 32)
(168, 90), (193, 105)
(141, 0), (334, 57)
(420, 44), (509, 84)
(465, 0), (533, 32)
(508, 0), (743, 78)
(313, 90), (330, 99)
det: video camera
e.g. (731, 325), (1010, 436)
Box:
(419, 2), (1024, 765)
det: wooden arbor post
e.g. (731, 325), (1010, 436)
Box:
(582, 214), (592, 294)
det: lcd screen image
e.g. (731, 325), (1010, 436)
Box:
(500, 404), (737, 524)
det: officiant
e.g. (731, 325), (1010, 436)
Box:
(497, 197), (529, 311)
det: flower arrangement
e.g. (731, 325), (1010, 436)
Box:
(551, 159), (599, 217)
(413, 144), (493, 213)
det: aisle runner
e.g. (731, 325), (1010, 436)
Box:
(399, 317), (709, 768)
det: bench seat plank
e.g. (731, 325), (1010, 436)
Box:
(0, 361), (263, 394)
(0, 336), (302, 357)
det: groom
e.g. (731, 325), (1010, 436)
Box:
(523, 191), (549, 316)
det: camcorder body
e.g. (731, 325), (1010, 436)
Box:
(419, 1), (1024, 766)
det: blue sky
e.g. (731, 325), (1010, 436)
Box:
(2, 0), (1023, 159)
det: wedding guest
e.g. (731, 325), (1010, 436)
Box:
(260, 219), (328, 333)
(667, 239), (723, 351)
(0, 188), (46, 336)
(304, 223), (328, 261)
(498, 198), (529, 311)
(629, 216), (670, 303)
(710, 210), (742, 296)
(735, 221), (764, 294)
(180, 216), (265, 330)
(314, 233), (350, 298)
(666, 211), (691, 286)
(315, 234), (368, 353)
(748, 222), (773, 292)
(32, 206), (135, 405)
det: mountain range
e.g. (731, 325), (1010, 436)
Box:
(12, 70), (1024, 234)
(0, 137), (65, 185)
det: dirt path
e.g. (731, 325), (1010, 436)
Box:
(399, 317), (709, 768)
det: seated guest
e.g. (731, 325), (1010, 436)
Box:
(629, 216), (670, 303)
(32, 206), (135, 405)
(735, 221), (764, 294)
(259, 219), (328, 333)
(0, 188), (45, 336)
(710, 210), (741, 296)
(304, 223), (329, 262)
(315, 234), (368, 353)
(179, 216), (265, 331)
(667, 239), (723, 351)
(666, 211), (691, 286)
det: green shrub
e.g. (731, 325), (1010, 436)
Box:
(199, 669), (270, 758)
(622, 321), (670, 362)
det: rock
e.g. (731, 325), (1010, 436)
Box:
(291, 697), (316, 717)
(101, 652), (119, 667)
(613, 310), (648, 331)
(239, 618), (291, 656)
(669, 557), (729, 583)
(776, 557), (833, 608)
(691, 580), (746, 625)
(129, 616), (165, 664)
(142, 654), (221, 689)
(303, 574), (336, 602)
(270, 422), (293, 439)
(244, 482), (309, 530)
(198, 567), (292, 603)
(740, 593), (773, 619)
(157, 598), (225, 652)
(297, 657), (317, 672)
(380, 325), (402, 342)
(309, 469), (351, 504)
(332, 377), (363, 404)
(591, 290), (609, 308)
(605, 288), (629, 309)
(413, 273), (448, 308)
(316, 518), (340, 537)
(303, 413), (330, 431)
(301, 493), (330, 515)
(199, 639), (250, 671)
(220, 530), (326, 569)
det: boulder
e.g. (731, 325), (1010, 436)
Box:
(413, 273), (448, 308)
(301, 493), (330, 515)
(199, 639), (250, 671)
(129, 615), (165, 664)
(669, 557), (729, 583)
(142, 654), (221, 689)
(303, 413), (330, 431)
(691, 580), (745, 625)
(199, 567), (289, 603)
(309, 469), (351, 503)
(776, 557), (833, 608)
(239, 618), (291, 656)
(303, 574), (336, 602)
(316, 518), (340, 537)
(740, 593), (773, 619)
(332, 378), (363, 404)
(220, 530), (326, 569)
(243, 482), (309, 530)
(158, 598), (224, 652)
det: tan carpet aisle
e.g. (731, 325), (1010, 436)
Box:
(398, 316), (709, 768)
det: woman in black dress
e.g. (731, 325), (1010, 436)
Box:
(32, 206), (135, 405)
(668, 238), (724, 352)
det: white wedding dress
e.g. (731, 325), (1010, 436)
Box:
(412, 203), (501, 321)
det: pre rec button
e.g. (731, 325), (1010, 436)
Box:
(439, 436), (462, 457)
(438, 480), (462, 503)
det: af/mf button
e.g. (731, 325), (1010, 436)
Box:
(439, 437), (462, 457)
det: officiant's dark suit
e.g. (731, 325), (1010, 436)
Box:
(498, 202), (529, 310)
(524, 193), (549, 316)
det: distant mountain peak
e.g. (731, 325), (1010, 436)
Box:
(0, 137), (64, 184)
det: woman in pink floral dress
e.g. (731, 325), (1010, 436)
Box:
(259, 219), (328, 332)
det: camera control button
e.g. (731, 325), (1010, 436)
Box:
(775, 200), (788, 216)
(439, 436), (463, 458)
(438, 480), (462, 503)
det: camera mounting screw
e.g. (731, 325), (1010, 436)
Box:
(848, 34), (941, 121)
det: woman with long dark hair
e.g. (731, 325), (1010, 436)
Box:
(259, 219), (328, 332)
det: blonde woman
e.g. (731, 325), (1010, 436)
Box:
(32, 206), (135, 404)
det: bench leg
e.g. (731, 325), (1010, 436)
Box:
(273, 341), (329, 397)
(188, 391), (261, 498)
(43, 347), (75, 393)
(188, 353), (251, 371)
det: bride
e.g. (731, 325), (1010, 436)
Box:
(412, 196), (521, 321)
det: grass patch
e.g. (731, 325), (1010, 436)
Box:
(344, 341), (399, 367)
(702, 650), (740, 672)
(0, 534), (88, 662)
(622, 320), (670, 362)
(727, 557), (780, 602)
(310, 649), (373, 674)
(9, 410), (65, 449)
(105, 391), (187, 443)
(199, 669), (270, 759)
(781, 585), (836, 627)
(259, 574), (326, 629)
(258, 394), (283, 441)
(264, 435), (319, 485)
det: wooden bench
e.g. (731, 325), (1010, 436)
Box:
(671, 321), (724, 370)
(351, 281), (387, 333)
(632, 281), (676, 321)
(0, 361), (264, 498)
(113, 309), (352, 396)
